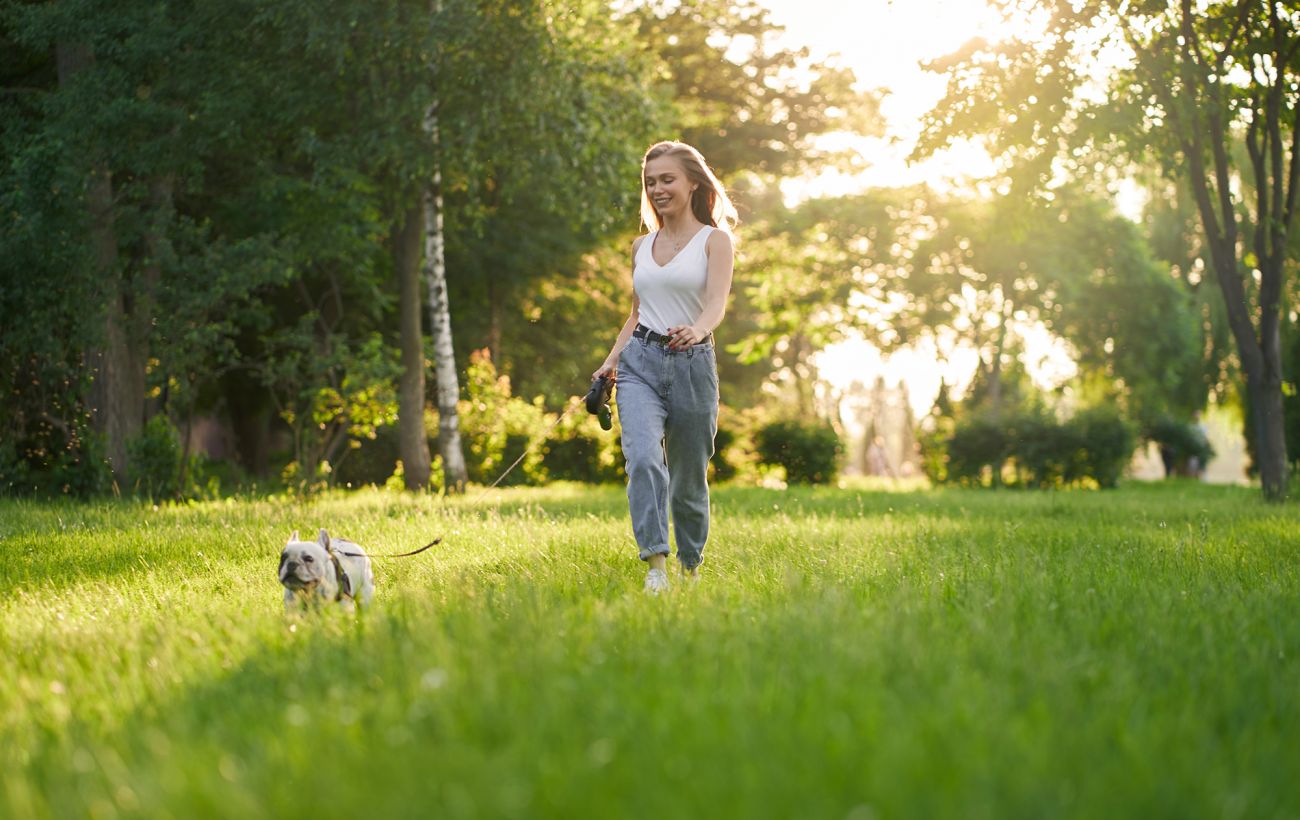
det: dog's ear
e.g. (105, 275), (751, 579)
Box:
(289, 530), (299, 543)
(318, 528), (330, 549)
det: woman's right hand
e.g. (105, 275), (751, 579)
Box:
(592, 362), (616, 382)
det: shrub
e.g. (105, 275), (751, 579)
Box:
(544, 435), (609, 483)
(127, 416), (184, 501)
(0, 419), (112, 498)
(942, 405), (1138, 489)
(455, 350), (549, 487)
(755, 420), (842, 484)
(1012, 409), (1086, 488)
(542, 397), (623, 484)
(946, 412), (1011, 486)
(1071, 406), (1138, 488)
(710, 426), (737, 483)
(1147, 415), (1214, 474)
(332, 424), (401, 488)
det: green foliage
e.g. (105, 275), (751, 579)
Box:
(945, 412), (1012, 488)
(125, 416), (181, 501)
(1148, 415), (1215, 472)
(944, 406), (1138, 490)
(755, 419), (843, 485)
(457, 350), (550, 487)
(264, 332), (401, 494)
(1072, 406), (1139, 489)
(628, 0), (882, 180)
(876, 187), (1202, 425)
(916, 0), (1299, 499)
(541, 397), (625, 484)
(1011, 409), (1085, 489)
(332, 425), (402, 489)
(0, 423), (112, 499)
(710, 426), (737, 483)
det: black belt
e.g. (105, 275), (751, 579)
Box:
(633, 324), (712, 347)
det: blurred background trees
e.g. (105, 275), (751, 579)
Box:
(1, 0), (1296, 497)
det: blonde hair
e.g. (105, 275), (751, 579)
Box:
(640, 141), (737, 236)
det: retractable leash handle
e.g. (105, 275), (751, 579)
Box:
(585, 374), (614, 431)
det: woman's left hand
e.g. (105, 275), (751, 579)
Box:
(666, 324), (706, 350)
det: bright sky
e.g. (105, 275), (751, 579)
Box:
(757, 0), (1079, 422)
(764, 0), (1022, 193)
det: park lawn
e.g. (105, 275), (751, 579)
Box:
(1, 481), (1298, 819)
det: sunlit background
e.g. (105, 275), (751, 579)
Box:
(763, 0), (1246, 481)
(4, 0), (1283, 496)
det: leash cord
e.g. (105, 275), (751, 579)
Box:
(334, 401), (585, 559)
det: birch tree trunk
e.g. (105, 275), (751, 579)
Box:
(421, 103), (468, 493)
(395, 197), (433, 489)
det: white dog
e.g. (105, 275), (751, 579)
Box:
(279, 529), (375, 611)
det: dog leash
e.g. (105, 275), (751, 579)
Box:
(332, 401), (585, 560)
(334, 538), (442, 559)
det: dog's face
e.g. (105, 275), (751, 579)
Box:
(279, 530), (334, 593)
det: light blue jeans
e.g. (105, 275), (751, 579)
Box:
(616, 335), (719, 570)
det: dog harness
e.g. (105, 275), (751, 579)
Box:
(327, 550), (354, 602)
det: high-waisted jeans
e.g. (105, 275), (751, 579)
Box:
(615, 336), (719, 570)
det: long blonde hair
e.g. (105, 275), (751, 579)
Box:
(640, 141), (737, 236)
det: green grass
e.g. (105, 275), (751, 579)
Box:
(2, 481), (1298, 819)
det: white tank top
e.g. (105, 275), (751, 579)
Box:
(633, 226), (715, 335)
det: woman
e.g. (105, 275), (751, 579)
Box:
(594, 141), (737, 593)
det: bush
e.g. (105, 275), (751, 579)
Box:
(0, 419), (112, 498)
(1147, 415), (1214, 474)
(332, 424), (401, 488)
(942, 405), (1138, 489)
(126, 416), (184, 500)
(1012, 409), (1085, 488)
(1071, 406), (1137, 488)
(542, 396), (623, 484)
(456, 350), (550, 487)
(755, 420), (842, 484)
(710, 426), (737, 482)
(544, 435), (610, 482)
(946, 412), (1011, 486)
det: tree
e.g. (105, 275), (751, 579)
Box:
(907, 187), (1199, 424)
(728, 192), (898, 415)
(625, 0), (879, 181)
(916, 0), (1299, 500)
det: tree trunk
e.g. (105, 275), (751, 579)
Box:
(57, 42), (142, 481)
(987, 293), (1009, 415)
(1171, 1), (1290, 501)
(421, 106), (468, 493)
(395, 197), (433, 489)
(487, 275), (503, 368)
(1246, 362), (1288, 500)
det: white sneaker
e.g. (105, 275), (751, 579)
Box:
(644, 567), (670, 595)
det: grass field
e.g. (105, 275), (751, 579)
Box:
(3, 481), (1298, 819)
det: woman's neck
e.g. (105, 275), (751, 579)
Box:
(660, 212), (702, 235)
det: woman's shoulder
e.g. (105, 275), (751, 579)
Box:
(632, 233), (653, 255)
(704, 227), (733, 256)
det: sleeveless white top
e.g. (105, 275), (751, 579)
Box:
(633, 226), (715, 335)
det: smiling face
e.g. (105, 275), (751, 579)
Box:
(278, 538), (333, 591)
(643, 155), (698, 222)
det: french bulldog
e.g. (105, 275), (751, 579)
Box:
(279, 528), (375, 611)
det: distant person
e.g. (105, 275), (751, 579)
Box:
(593, 141), (736, 594)
(1160, 442), (1177, 479)
(1189, 410), (1209, 480)
(866, 435), (895, 478)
